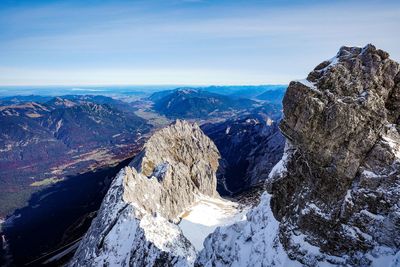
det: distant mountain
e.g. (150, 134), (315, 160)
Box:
(0, 95), (53, 105)
(256, 87), (286, 104)
(0, 96), (151, 217)
(148, 89), (175, 102)
(0, 94), (136, 113)
(149, 85), (287, 101)
(199, 85), (287, 99)
(151, 88), (257, 118)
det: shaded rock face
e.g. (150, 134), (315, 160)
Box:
(270, 44), (400, 264)
(201, 115), (284, 195)
(70, 120), (219, 266)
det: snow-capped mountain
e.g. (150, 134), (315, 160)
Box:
(69, 120), (247, 266)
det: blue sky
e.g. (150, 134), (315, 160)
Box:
(0, 0), (399, 86)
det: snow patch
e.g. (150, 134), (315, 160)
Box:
(382, 135), (400, 159)
(362, 170), (380, 178)
(55, 119), (63, 132)
(179, 195), (246, 251)
(301, 203), (331, 220)
(151, 162), (169, 181)
(268, 142), (291, 179)
(296, 79), (319, 92)
(197, 193), (303, 267)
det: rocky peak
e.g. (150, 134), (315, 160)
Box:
(270, 44), (400, 264)
(70, 120), (222, 266)
(281, 44), (399, 188)
(197, 45), (400, 267)
(47, 97), (77, 108)
(125, 119), (220, 222)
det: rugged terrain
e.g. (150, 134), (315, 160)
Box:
(7, 45), (400, 266)
(70, 120), (245, 266)
(198, 45), (400, 266)
(202, 114), (284, 195)
(0, 95), (151, 217)
(0, 89), (285, 266)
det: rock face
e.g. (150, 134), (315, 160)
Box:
(272, 44), (400, 265)
(126, 119), (220, 222)
(201, 115), (284, 195)
(198, 44), (400, 266)
(70, 120), (220, 266)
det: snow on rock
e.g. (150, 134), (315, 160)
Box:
(196, 193), (303, 267)
(70, 120), (229, 266)
(179, 195), (246, 251)
(69, 169), (196, 267)
(267, 141), (291, 179)
(296, 79), (319, 92)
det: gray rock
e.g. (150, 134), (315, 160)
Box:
(197, 44), (400, 267)
(70, 120), (220, 266)
(270, 44), (400, 265)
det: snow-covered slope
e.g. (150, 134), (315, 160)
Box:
(197, 192), (299, 267)
(179, 195), (246, 251)
(69, 169), (197, 266)
(69, 120), (247, 266)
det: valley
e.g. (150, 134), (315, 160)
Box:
(0, 85), (285, 266)
(1, 0), (398, 265)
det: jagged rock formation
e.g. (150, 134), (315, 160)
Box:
(272, 44), (400, 265)
(198, 45), (400, 266)
(126, 120), (220, 222)
(69, 120), (221, 266)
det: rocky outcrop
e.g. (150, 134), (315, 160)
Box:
(271, 44), (400, 265)
(70, 120), (220, 266)
(126, 119), (220, 222)
(198, 44), (400, 266)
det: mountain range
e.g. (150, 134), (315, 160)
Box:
(150, 88), (258, 119)
(0, 86), (285, 266)
(2, 44), (399, 267)
(0, 96), (151, 217)
(68, 44), (400, 267)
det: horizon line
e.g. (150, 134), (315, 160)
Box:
(0, 83), (289, 88)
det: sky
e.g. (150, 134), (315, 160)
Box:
(0, 0), (399, 86)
